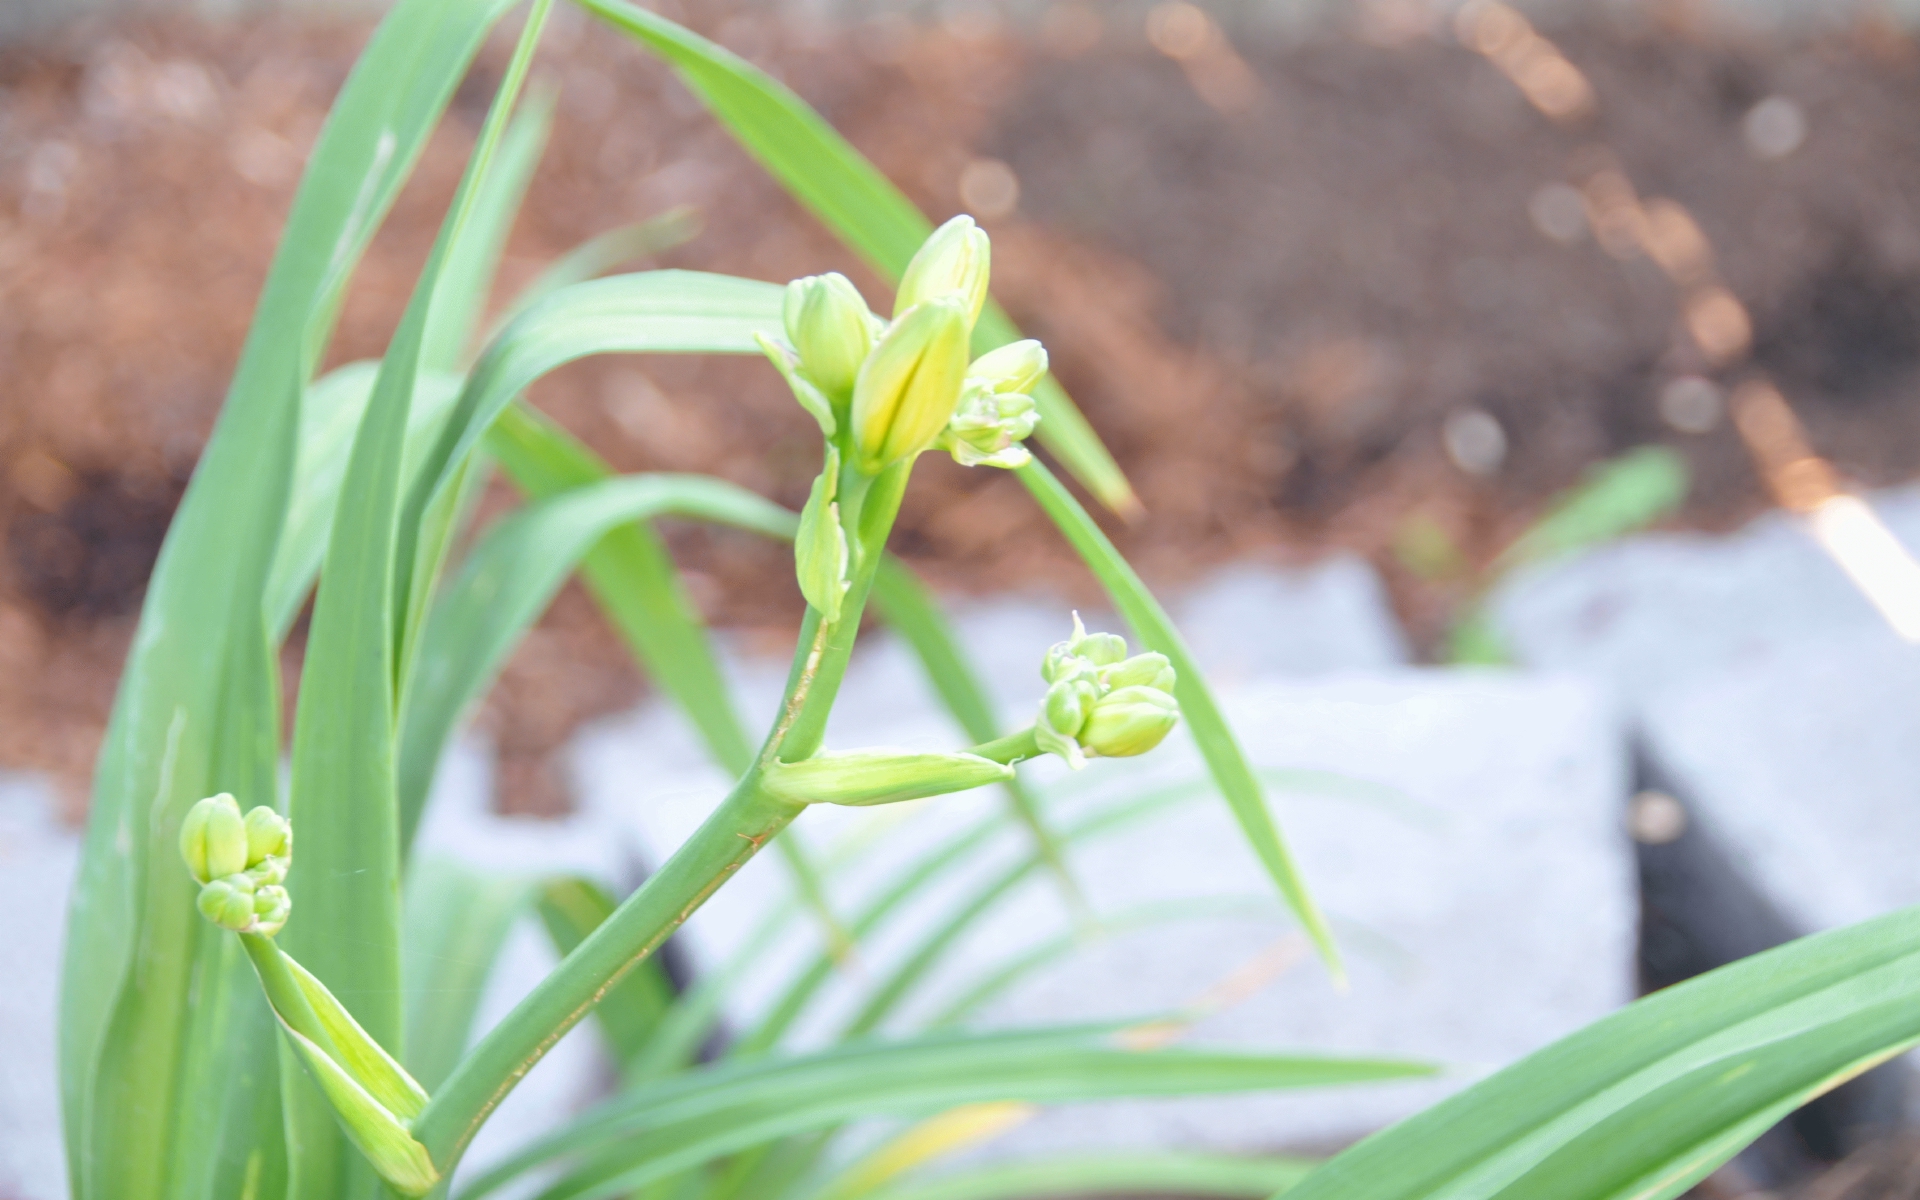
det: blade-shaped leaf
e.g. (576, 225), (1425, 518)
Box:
(1017, 461), (1340, 978)
(284, 2), (552, 1189)
(392, 268), (783, 673)
(59, 0), (521, 1192)
(482, 402), (848, 948)
(494, 207), (702, 331)
(422, 89), (555, 374)
(397, 471), (795, 848)
(462, 1027), (1430, 1200)
(574, 0), (1136, 513)
(860, 1151), (1317, 1200)
(402, 857), (538, 1092)
(1277, 905), (1920, 1200)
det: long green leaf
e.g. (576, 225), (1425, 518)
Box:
(494, 208), (702, 331)
(398, 472), (797, 848)
(1278, 906), (1920, 1200)
(283, 3), (552, 1190)
(59, 0), (521, 1193)
(861, 1152), (1317, 1200)
(265, 365), (468, 642)
(392, 268), (783, 675)
(422, 89), (555, 374)
(1017, 461), (1339, 977)
(574, 0), (1136, 513)
(462, 1027), (1430, 1200)
(402, 857), (538, 1092)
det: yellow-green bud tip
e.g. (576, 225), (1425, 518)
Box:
(784, 272), (873, 398)
(244, 806), (291, 867)
(197, 873), (258, 931)
(1081, 685), (1181, 758)
(180, 793), (247, 885)
(968, 340), (1048, 395)
(851, 297), (971, 474)
(895, 215), (991, 325)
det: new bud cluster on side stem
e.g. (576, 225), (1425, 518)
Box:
(179, 792), (293, 936)
(756, 215), (1052, 624)
(1035, 615), (1181, 769)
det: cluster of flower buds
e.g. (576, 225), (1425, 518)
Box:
(760, 214), (1049, 476)
(760, 216), (1052, 624)
(179, 792), (293, 937)
(1035, 616), (1181, 769)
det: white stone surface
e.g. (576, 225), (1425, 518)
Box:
(571, 563), (1635, 1153)
(1641, 630), (1920, 937)
(0, 774), (77, 1200)
(1490, 485), (1920, 704)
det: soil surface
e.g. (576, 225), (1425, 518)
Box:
(5, 3), (1920, 816)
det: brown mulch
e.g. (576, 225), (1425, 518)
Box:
(5, 4), (1920, 816)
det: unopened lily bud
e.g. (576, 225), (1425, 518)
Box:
(1035, 676), (1098, 769)
(1102, 652), (1176, 694)
(197, 873), (258, 932)
(895, 215), (991, 324)
(244, 806), (291, 868)
(784, 272), (873, 397)
(764, 748), (1014, 807)
(180, 793), (248, 885)
(942, 382), (1039, 469)
(851, 297), (971, 473)
(1081, 685), (1181, 758)
(794, 448), (850, 624)
(968, 339), (1048, 395)
(251, 885), (291, 937)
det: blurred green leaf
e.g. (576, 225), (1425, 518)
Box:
(575, 0), (1136, 513)
(860, 1152), (1317, 1200)
(1498, 446), (1689, 570)
(1279, 905), (1920, 1200)
(59, 0), (521, 1192)
(464, 1027), (1430, 1199)
(398, 472), (796, 850)
(283, 3), (551, 1189)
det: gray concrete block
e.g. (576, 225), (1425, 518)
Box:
(572, 595), (1634, 1154)
(1641, 632), (1920, 937)
(1490, 485), (1920, 703)
(0, 774), (76, 1200)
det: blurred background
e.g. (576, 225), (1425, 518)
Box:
(9, 0), (1920, 1196)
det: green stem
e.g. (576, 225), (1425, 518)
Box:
(413, 461), (912, 1174)
(239, 933), (337, 1059)
(968, 726), (1042, 766)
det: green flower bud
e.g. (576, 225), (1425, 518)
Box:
(1102, 652), (1177, 694)
(895, 214), (991, 324)
(794, 447), (850, 624)
(757, 332), (839, 438)
(1080, 685), (1181, 758)
(244, 805), (291, 867)
(764, 748), (1014, 807)
(784, 272), (873, 397)
(197, 873), (258, 932)
(180, 793), (248, 885)
(968, 339), (1048, 394)
(1042, 677), (1095, 740)
(850, 297), (971, 474)
(251, 885), (291, 937)
(941, 381), (1040, 469)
